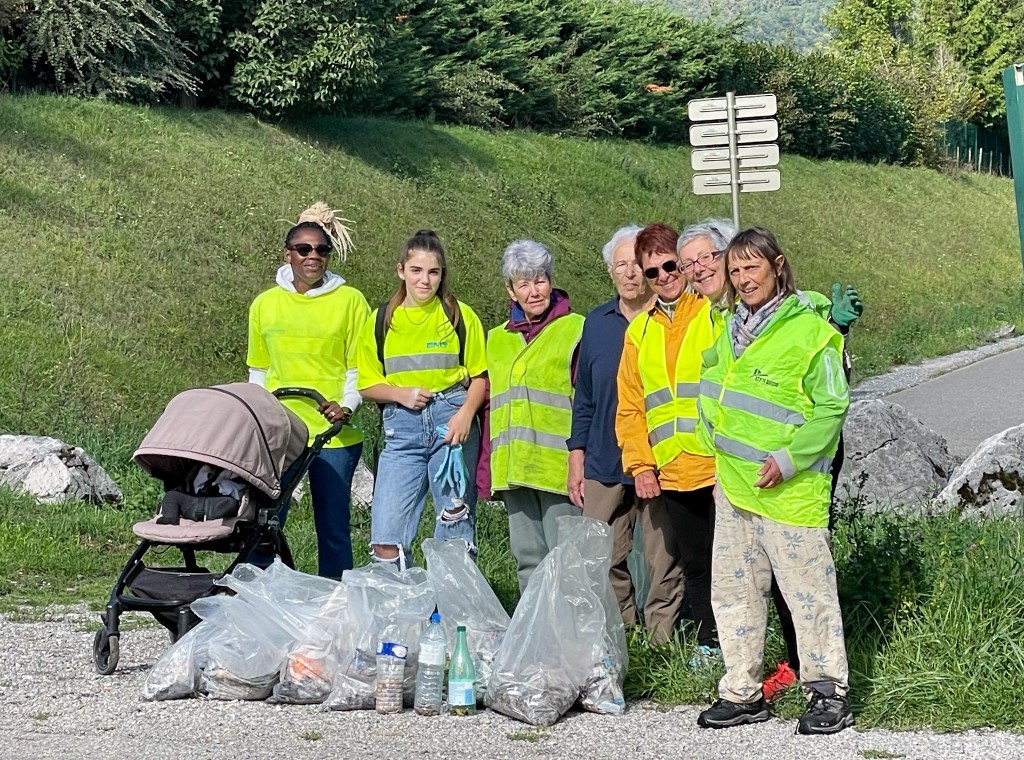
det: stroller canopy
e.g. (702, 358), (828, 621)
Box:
(133, 383), (308, 500)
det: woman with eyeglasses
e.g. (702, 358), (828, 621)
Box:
(356, 230), (487, 571)
(246, 202), (370, 579)
(614, 222), (719, 658)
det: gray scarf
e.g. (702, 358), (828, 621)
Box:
(730, 291), (786, 357)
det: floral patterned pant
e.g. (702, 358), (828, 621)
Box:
(711, 484), (849, 703)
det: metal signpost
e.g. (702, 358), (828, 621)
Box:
(687, 92), (780, 227)
(1004, 65), (1024, 269)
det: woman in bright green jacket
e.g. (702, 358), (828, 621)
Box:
(694, 227), (854, 736)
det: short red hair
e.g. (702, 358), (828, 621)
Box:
(634, 223), (679, 264)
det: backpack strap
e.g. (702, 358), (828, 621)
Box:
(374, 301), (388, 374)
(441, 299), (467, 370)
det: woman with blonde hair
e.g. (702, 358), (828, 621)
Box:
(247, 202), (370, 579)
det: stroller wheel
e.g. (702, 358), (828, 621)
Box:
(93, 628), (120, 675)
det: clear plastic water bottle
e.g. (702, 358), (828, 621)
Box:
(448, 624), (477, 716)
(375, 640), (408, 715)
(414, 612), (447, 716)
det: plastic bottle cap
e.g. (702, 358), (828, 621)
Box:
(430, 612), (441, 624)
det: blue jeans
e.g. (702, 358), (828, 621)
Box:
(370, 386), (479, 561)
(274, 442), (362, 580)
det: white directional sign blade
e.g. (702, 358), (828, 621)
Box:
(691, 145), (780, 171)
(692, 169), (781, 196)
(688, 119), (779, 147)
(736, 168), (781, 193)
(687, 93), (777, 122)
(692, 173), (733, 195)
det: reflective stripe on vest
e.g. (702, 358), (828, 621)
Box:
(700, 297), (843, 527)
(384, 353), (459, 375)
(487, 314), (585, 495)
(627, 302), (716, 468)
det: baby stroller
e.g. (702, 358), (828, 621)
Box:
(92, 382), (346, 675)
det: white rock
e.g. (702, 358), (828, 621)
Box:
(351, 459), (375, 509)
(933, 424), (1024, 519)
(0, 434), (122, 504)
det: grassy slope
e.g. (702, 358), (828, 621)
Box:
(1, 94), (1021, 446)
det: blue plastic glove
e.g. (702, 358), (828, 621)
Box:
(433, 425), (468, 499)
(830, 283), (864, 328)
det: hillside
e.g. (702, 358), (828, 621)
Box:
(668, 0), (831, 49)
(0, 94), (1021, 461)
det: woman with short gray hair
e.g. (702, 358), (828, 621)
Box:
(487, 239), (585, 593)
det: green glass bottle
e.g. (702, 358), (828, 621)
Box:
(447, 624), (477, 716)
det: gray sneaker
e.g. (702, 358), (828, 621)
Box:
(797, 691), (855, 735)
(697, 698), (771, 729)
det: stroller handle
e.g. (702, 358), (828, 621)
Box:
(272, 386), (347, 448)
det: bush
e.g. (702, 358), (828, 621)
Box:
(352, 0), (738, 141)
(723, 41), (917, 164)
(226, 0), (402, 117)
(19, 0), (196, 101)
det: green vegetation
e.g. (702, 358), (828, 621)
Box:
(668, 0), (831, 50)
(3, 0), (1016, 166)
(0, 94), (1020, 448)
(1, 94), (1024, 731)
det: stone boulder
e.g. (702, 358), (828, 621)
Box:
(0, 435), (123, 504)
(932, 424), (1024, 519)
(351, 459), (375, 510)
(836, 400), (956, 512)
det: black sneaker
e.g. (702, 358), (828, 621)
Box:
(797, 691), (855, 735)
(697, 698), (771, 729)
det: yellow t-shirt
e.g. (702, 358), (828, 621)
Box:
(247, 284), (369, 447)
(356, 298), (487, 393)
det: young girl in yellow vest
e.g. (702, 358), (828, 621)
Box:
(247, 203), (370, 579)
(356, 230), (487, 569)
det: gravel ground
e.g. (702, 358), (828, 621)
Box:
(2, 608), (1022, 760)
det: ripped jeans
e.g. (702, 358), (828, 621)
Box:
(369, 386), (479, 566)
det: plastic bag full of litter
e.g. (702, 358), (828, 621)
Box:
(423, 538), (510, 699)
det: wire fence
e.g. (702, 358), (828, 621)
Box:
(942, 121), (1012, 176)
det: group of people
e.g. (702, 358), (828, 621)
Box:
(246, 202), (864, 736)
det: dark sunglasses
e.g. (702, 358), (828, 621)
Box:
(643, 259), (679, 280)
(288, 243), (333, 257)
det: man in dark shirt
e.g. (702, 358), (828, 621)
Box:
(568, 225), (679, 632)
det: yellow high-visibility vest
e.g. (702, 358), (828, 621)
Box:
(487, 314), (584, 495)
(699, 296), (843, 526)
(626, 301), (717, 468)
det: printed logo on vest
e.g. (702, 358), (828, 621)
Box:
(426, 340), (449, 349)
(751, 368), (779, 387)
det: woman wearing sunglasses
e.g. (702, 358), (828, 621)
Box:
(246, 202), (370, 579)
(614, 222), (719, 657)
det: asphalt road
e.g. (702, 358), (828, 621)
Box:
(884, 345), (1024, 460)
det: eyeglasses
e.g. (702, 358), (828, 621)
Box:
(643, 260), (680, 280)
(288, 243), (333, 257)
(611, 260), (640, 274)
(679, 250), (724, 274)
